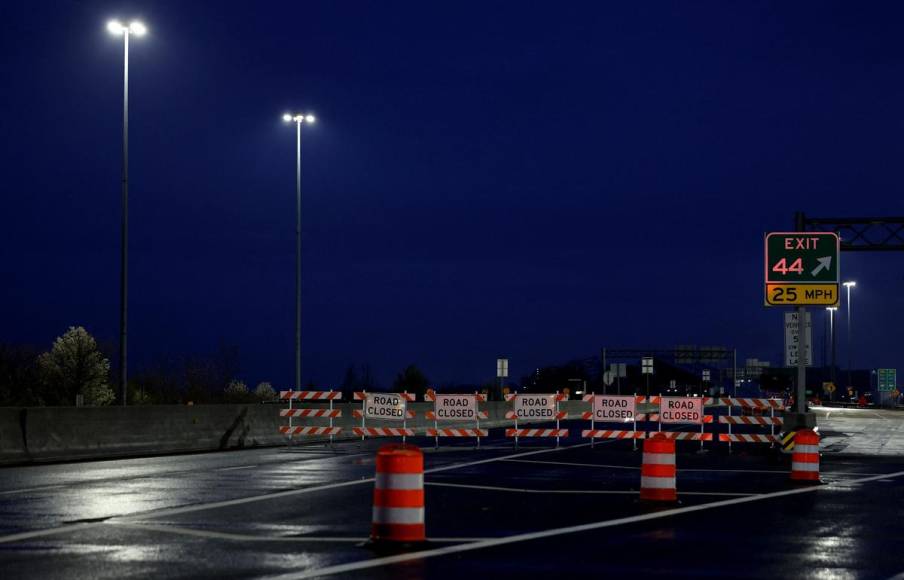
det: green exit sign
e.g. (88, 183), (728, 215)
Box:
(764, 232), (840, 306)
(765, 232), (839, 283)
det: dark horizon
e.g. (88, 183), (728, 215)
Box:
(2, 1), (903, 391)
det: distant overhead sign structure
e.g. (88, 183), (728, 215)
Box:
(765, 232), (840, 306)
(878, 369), (897, 392)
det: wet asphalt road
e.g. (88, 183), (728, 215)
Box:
(1, 419), (904, 579)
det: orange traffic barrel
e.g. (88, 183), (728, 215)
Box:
(371, 444), (426, 543)
(640, 433), (677, 502)
(790, 429), (820, 482)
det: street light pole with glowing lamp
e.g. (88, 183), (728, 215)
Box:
(107, 19), (146, 406)
(843, 281), (856, 390)
(282, 112), (315, 389)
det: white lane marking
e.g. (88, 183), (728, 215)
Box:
(503, 459), (639, 470)
(423, 443), (592, 476)
(0, 484), (65, 496)
(426, 482), (636, 494)
(111, 522), (367, 542)
(425, 482), (754, 497)
(0, 442), (591, 543)
(506, 458), (886, 477)
(0, 522), (102, 545)
(266, 469), (904, 580)
(0, 451), (369, 495)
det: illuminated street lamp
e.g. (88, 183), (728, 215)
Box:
(107, 19), (147, 406)
(282, 112), (315, 389)
(843, 281), (856, 389)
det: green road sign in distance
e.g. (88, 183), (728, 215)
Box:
(878, 368), (897, 392)
(765, 232), (840, 284)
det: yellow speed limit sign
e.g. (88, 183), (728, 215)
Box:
(766, 284), (838, 306)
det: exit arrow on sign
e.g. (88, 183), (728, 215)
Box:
(811, 256), (832, 276)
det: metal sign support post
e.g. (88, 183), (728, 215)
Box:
(402, 391), (409, 445)
(699, 396), (705, 451)
(359, 390), (366, 441)
(601, 349), (607, 395)
(514, 413), (519, 450)
(432, 411), (439, 450)
(555, 391), (561, 449)
(727, 403), (733, 454)
(770, 404), (776, 447)
(328, 392), (335, 447)
(632, 402), (638, 451)
(590, 392), (596, 449)
(475, 392), (481, 450)
(287, 390), (294, 447)
(797, 306), (807, 416)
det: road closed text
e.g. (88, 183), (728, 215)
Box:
(365, 393), (407, 420)
(593, 395), (636, 421)
(514, 395), (555, 419)
(659, 397), (704, 424)
(433, 395), (477, 420)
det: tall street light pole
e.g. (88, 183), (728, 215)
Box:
(282, 112), (315, 389)
(826, 306), (838, 388)
(107, 19), (146, 406)
(843, 281), (856, 389)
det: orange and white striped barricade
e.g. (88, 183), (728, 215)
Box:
(715, 398), (783, 452)
(424, 391), (488, 449)
(504, 392), (568, 448)
(634, 395), (661, 438)
(371, 444), (426, 543)
(790, 429), (820, 483)
(581, 393), (644, 450)
(658, 396), (714, 449)
(278, 389), (343, 444)
(640, 432), (677, 502)
(352, 391), (416, 443)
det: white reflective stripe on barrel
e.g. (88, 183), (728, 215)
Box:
(791, 461), (819, 472)
(374, 473), (423, 490)
(641, 453), (675, 465)
(640, 476), (676, 489)
(794, 444), (819, 454)
(372, 506), (425, 524)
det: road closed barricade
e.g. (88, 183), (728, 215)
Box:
(504, 393), (568, 447)
(715, 398), (783, 450)
(424, 391), (488, 448)
(353, 391), (416, 442)
(580, 394), (644, 448)
(655, 397), (713, 447)
(278, 390), (343, 443)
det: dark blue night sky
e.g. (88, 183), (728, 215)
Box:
(2, 1), (903, 389)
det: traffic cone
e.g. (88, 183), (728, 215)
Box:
(790, 429), (820, 483)
(371, 444), (426, 543)
(640, 433), (677, 502)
